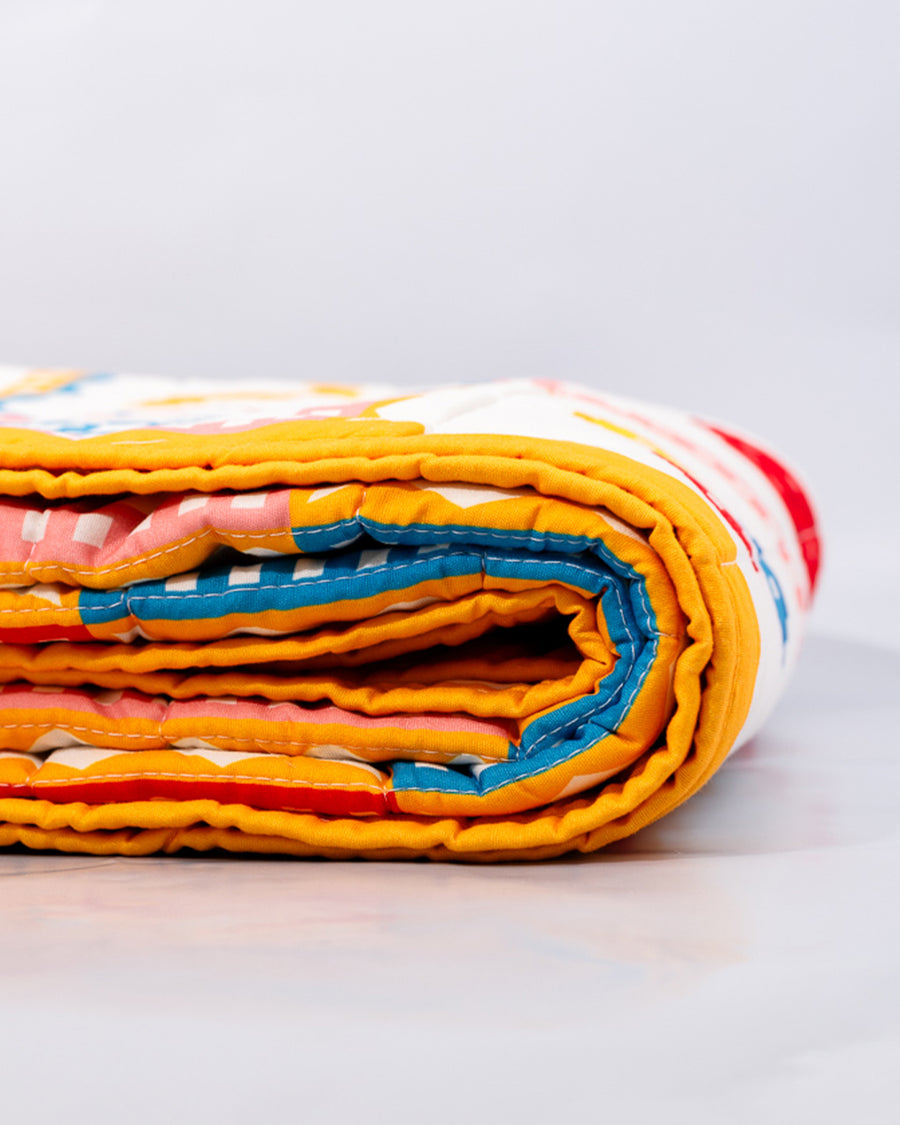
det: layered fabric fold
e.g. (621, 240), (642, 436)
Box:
(0, 369), (820, 860)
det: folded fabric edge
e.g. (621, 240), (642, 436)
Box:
(0, 374), (812, 860)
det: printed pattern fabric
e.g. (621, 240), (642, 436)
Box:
(0, 368), (820, 860)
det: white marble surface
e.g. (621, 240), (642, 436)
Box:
(1, 633), (898, 1124)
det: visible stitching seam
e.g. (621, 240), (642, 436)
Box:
(0, 722), (508, 760)
(30, 772), (384, 792)
(0, 525), (290, 580)
(0, 552), (605, 618)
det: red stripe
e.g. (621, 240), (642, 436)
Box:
(702, 423), (821, 592)
(0, 783), (31, 798)
(0, 624), (95, 643)
(31, 777), (386, 816)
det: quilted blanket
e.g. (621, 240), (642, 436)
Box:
(0, 368), (819, 860)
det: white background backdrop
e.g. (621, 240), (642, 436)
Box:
(0, 0), (897, 645)
(1, 8), (899, 1122)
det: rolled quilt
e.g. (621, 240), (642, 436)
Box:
(0, 369), (820, 861)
